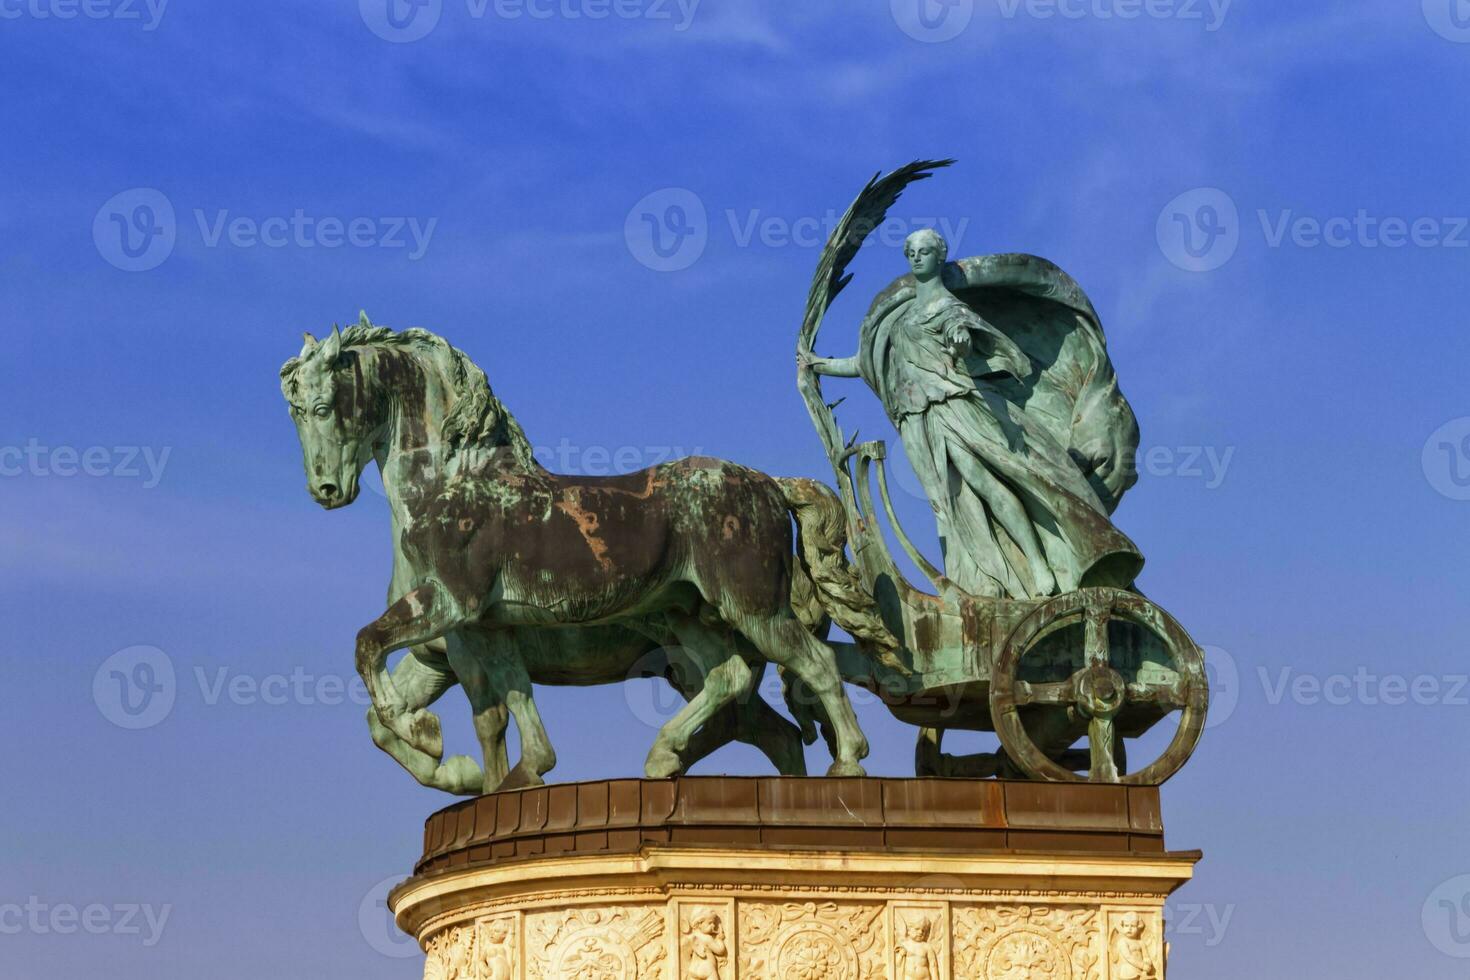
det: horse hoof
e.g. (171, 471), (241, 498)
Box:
(826, 760), (867, 778)
(407, 709), (444, 759)
(644, 746), (684, 779)
(436, 755), (483, 796)
(497, 763), (546, 792)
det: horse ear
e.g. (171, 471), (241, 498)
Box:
(358, 310), (372, 329)
(320, 324), (342, 363)
(300, 332), (318, 359)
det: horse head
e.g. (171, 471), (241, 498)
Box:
(280, 324), (382, 509)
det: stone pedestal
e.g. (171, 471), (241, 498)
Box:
(390, 777), (1197, 978)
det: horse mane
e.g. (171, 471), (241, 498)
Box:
(281, 317), (539, 469)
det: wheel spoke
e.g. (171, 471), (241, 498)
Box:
(1083, 599), (1111, 669)
(1125, 679), (1188, 710)
(1088, 715), (1120, 782)
(1015, 680), (1074, 706)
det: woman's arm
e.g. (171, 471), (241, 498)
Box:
(797, 351), (861, 378)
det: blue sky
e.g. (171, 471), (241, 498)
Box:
(4, 1), (1470, 976)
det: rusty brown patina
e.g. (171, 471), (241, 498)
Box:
(282, 318), (892, 793)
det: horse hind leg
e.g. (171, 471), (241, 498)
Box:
(730, 645), (808, 776)
(738, 612), (868, 777)
(645, 615), (753, 779)
(672, 659), (808, 777)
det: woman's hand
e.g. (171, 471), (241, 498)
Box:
(944, 323), (972, 363)
(799, 352), (861, 378)
(796, 350), (826, 372)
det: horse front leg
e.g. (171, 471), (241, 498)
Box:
(444, 631), (512, 792)
(366, 649), (482, 791)
(480, 648), (557, 791)
(367, 709), (484, 795)
(356, 582), (467, 758)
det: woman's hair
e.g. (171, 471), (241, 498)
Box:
(904, 227), (948, 261)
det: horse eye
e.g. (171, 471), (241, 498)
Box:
(314, 404), (331, 418)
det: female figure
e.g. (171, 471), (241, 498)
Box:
(799, 229), (1140, 598)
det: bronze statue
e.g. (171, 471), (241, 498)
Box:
(281, 320), (893, 791)
(282, 161), (1210, 790)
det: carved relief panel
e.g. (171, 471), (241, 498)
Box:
(953, 905), (1104, 980)
(525, 905), (667, 980)
(738, 900), (886, 979)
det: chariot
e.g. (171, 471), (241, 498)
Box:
(797, 162), (1210, 784)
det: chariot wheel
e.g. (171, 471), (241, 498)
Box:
(990, 587), (1208, 785)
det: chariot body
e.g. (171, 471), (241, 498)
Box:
(797, 164), (1210, 785)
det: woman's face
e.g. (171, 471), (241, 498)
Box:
(905, 238), (943, 277)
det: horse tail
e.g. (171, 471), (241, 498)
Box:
(777, 477), (909, 677)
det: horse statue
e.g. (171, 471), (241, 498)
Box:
(280, 317), (900, 792)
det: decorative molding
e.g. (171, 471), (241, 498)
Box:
(401, 846), (1193, 978)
